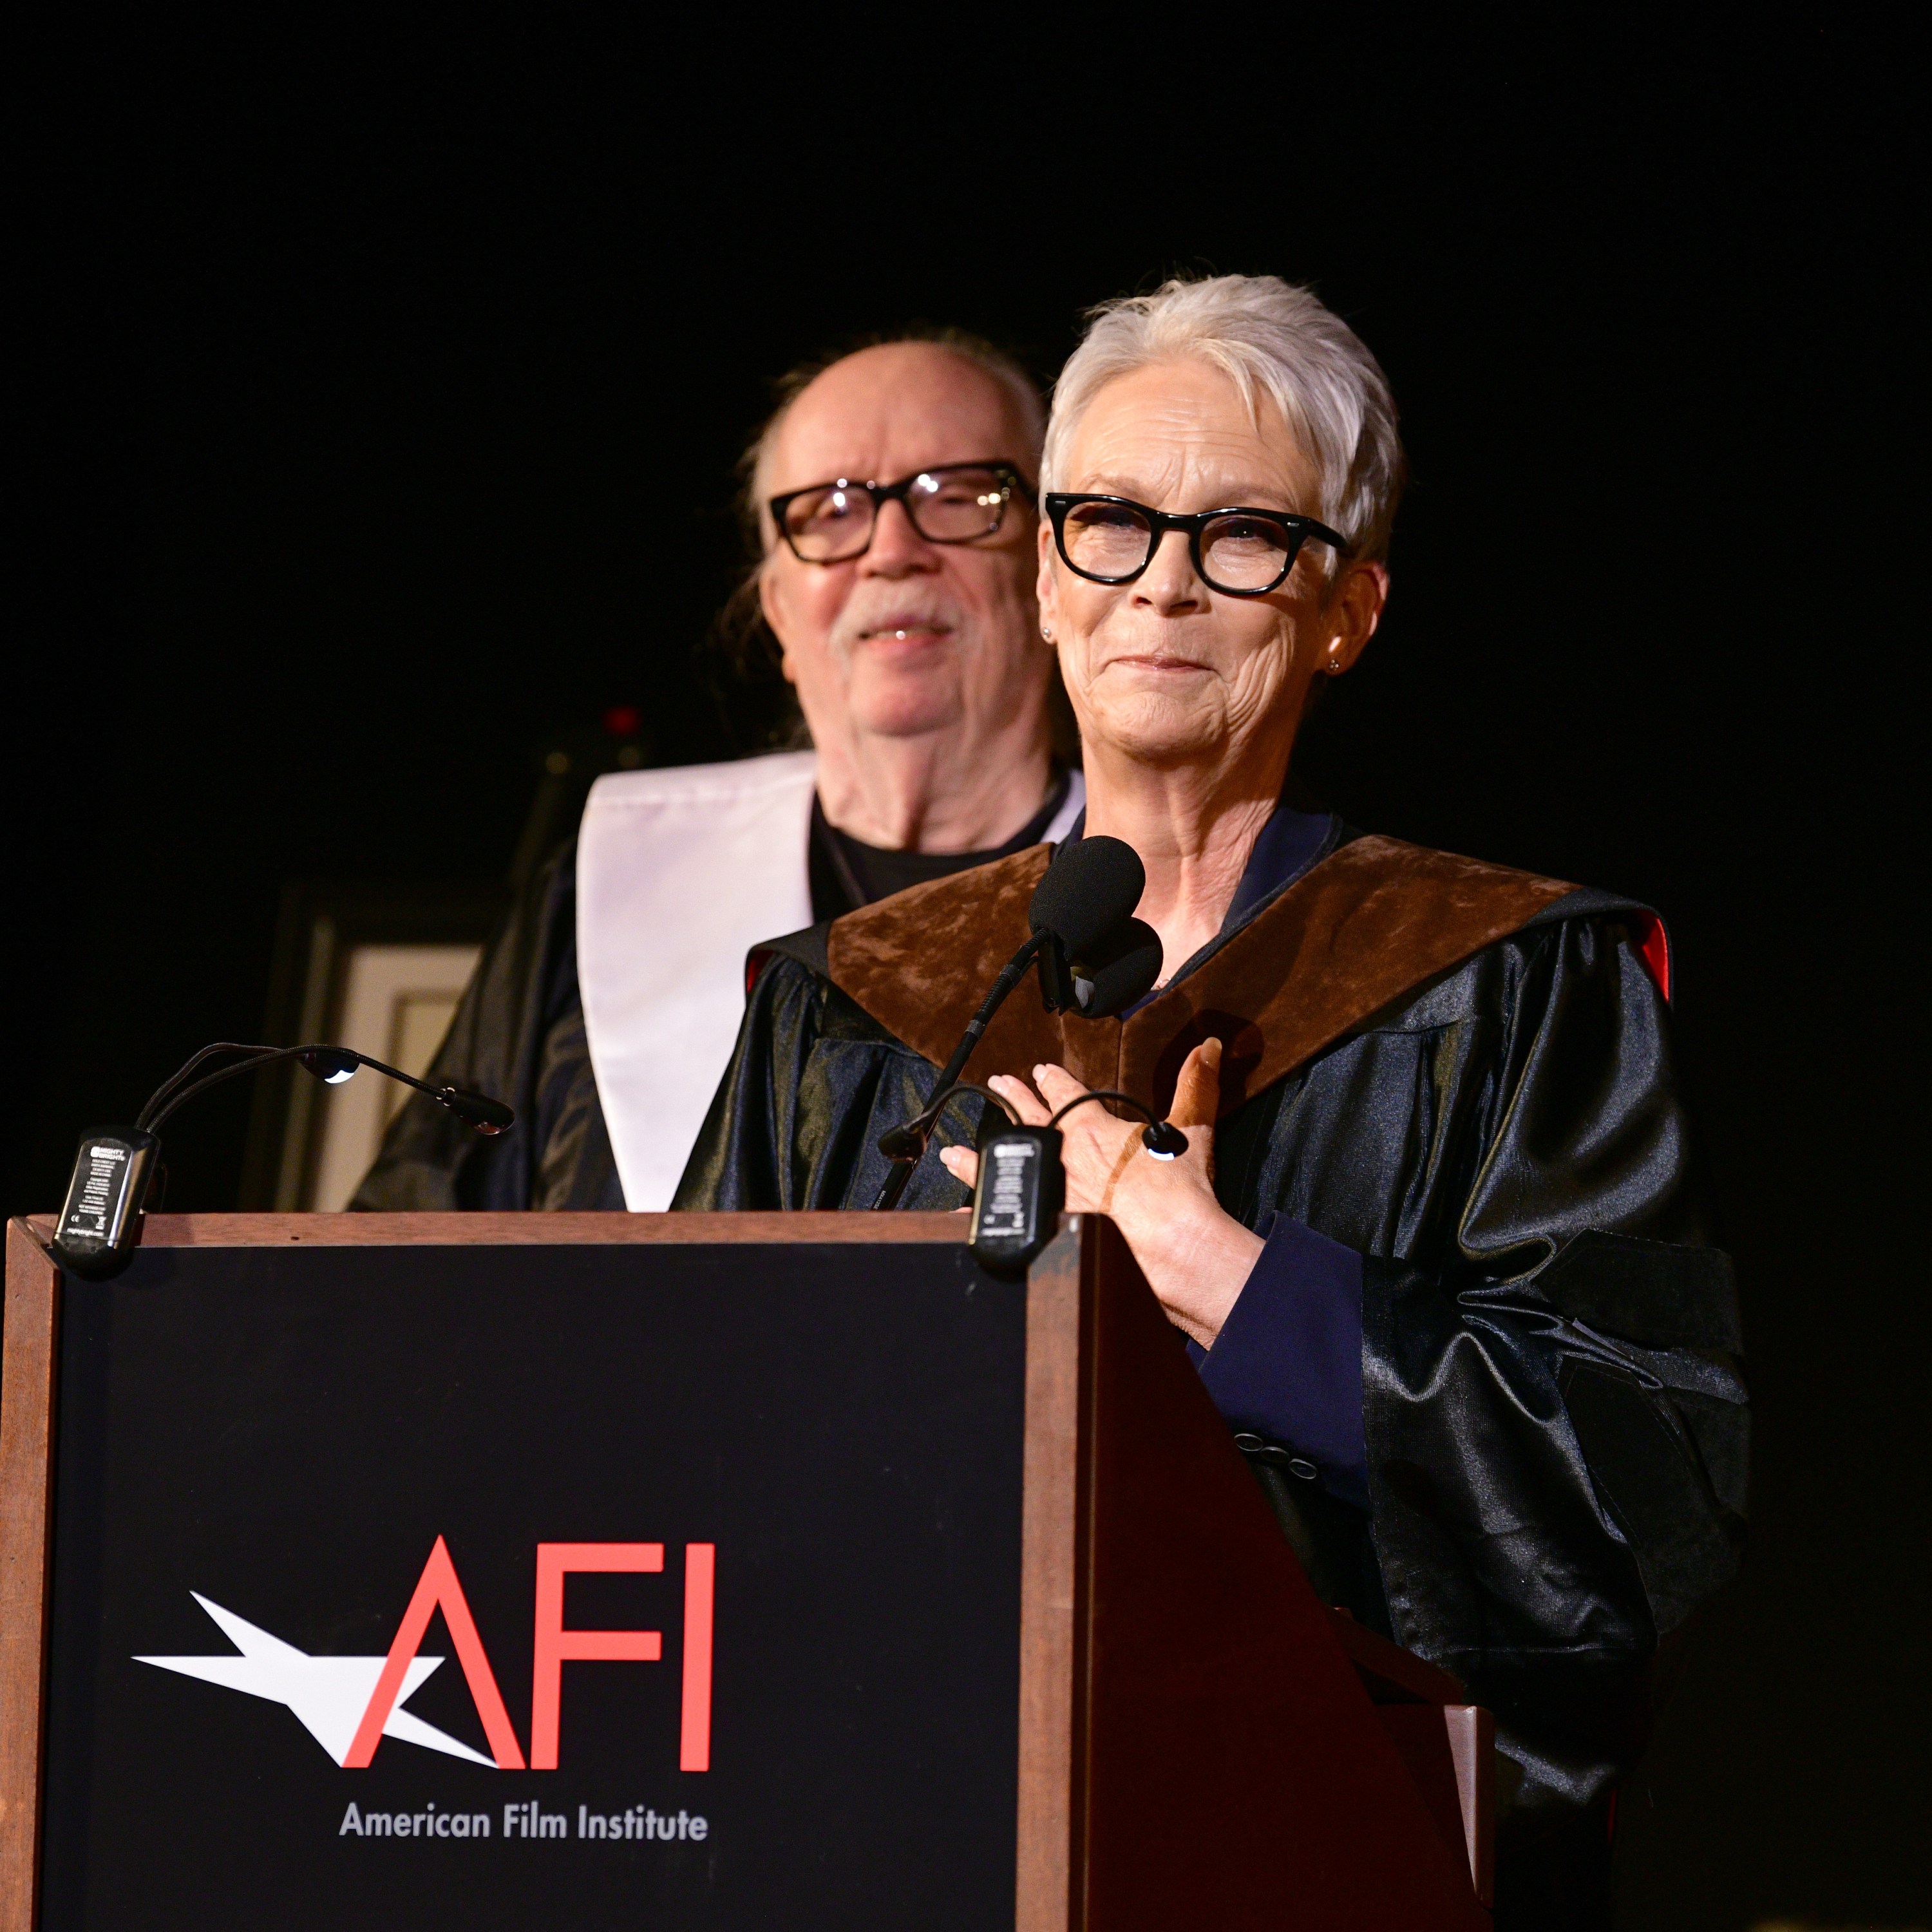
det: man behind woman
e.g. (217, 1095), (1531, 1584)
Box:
(356, 329), (1079, 1212)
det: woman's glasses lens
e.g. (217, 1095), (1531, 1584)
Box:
(782, 465), (1015, 562)
(1061, 500), (1156, 579)
(1200, 513), (1298, 592)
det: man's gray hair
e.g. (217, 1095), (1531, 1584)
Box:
(1042, 275), (1405, 563)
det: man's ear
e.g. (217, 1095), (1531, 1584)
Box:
(757, 562), (799, 686)
(1321, 560), (1389, 676)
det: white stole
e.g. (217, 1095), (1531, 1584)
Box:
(577, 752), (1083, 1209)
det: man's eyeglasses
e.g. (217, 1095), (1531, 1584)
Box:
(1044, 493), (1350, 598)
(770, 461), (1036, 564)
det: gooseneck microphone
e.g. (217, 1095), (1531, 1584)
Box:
(1025, 833), (1146, 966)
(51, 1041), (515, 1281)
(871, 837), (1162, 1209)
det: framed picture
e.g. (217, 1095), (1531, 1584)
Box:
(236, 706), (660, 1208)
(239, 881), (504, 1209)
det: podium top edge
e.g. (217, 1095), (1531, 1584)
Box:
(15, 1211), (978, 1251)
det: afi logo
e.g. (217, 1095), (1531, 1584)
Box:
(137, 1538), (714, 1773)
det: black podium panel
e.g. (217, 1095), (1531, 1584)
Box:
(38, 1238), (1027, 1929)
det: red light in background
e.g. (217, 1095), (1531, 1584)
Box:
(603, 705), (643, 739)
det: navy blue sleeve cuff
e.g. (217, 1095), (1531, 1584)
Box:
(1186, 1213), (1369, 1510)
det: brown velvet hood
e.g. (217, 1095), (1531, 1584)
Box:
(825, 833), (1577, 1118)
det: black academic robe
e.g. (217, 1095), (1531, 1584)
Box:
(675, 829), (1748, 1860)
(352, 776), (1076, 1211)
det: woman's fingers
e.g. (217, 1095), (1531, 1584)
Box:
(1170, 1037), (1224, 1130)
(1030, 1063), (1090, 1116)
(987, 1073), (1050, 1126)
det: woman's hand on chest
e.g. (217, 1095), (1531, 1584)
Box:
(940, 1037), (1263, 1347)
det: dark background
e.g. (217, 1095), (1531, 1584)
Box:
(10, 28), (1922, 1929)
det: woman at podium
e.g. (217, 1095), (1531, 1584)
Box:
(678, 273), (1747, 1921)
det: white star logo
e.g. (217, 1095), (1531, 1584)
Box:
(135, 1593), (496, 1768)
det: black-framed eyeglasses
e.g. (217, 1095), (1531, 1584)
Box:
(1044, 493), (1350, 597)
(769, 460), (1036, 564)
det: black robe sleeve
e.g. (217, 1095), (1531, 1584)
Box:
(351, 840), (622, 1210)
(677, 909), (1746, 1837)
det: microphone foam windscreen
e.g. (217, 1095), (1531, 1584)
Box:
(1072, 918), (1164, 1018)
(1028, 836), (1145, 959)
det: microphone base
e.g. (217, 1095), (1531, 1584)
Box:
(50, 1127), (161, 1281)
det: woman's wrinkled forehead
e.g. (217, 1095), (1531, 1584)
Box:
(1065, 359), (1321, 513)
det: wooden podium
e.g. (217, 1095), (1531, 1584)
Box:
(1, 1212), (1492, 1929)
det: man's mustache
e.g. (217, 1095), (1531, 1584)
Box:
(830, 594), (965, 655)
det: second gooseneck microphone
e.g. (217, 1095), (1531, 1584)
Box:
(50, 1042), (515, 1281)
(871, 836), (1162, 1209)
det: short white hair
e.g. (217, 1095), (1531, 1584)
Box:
(1042, 275), (1405, 563)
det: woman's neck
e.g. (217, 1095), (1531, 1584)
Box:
(1080, 739), (1290, 981)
